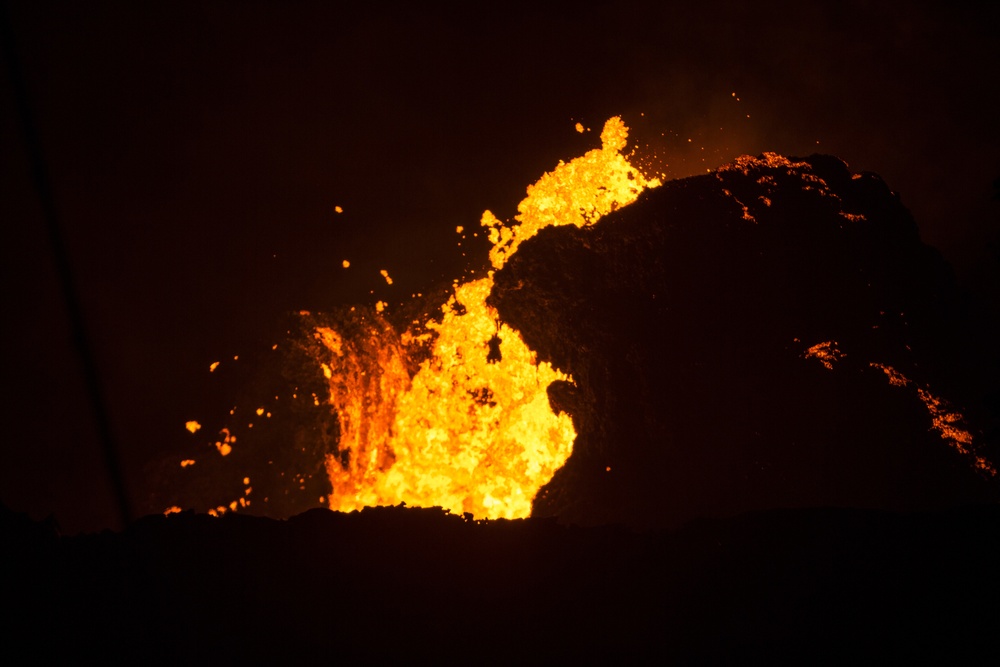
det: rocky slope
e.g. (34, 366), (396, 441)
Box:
(491, 154), (1000, 528)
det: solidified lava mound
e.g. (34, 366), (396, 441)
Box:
(491, 154), (1000, 529)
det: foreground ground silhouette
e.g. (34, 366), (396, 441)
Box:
(4, 502), (999, 663)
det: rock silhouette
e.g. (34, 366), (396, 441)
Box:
(491, 153), (1000, 528)
(4, 501), (999, 663)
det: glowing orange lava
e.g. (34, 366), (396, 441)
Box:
(315, 117), (660, 519)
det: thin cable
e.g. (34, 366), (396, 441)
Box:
(1, 2), (133, 528)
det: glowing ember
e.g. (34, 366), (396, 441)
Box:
(215, 428), (235, 457)
(314, 117), (660, 519)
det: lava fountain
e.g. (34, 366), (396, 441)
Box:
(307, 117), (659, 519)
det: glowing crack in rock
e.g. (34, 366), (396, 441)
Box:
(717, 152), (867, 223)
(720, 188), (755, 223)
(802, 341), (845, 370)
(316, 117), (661, 519)
(802, 348), (995, 477)
(869, 363), (996, 476)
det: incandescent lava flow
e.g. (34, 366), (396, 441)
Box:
(310, 117), (660, 520)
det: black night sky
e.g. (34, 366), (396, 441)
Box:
(2, 1), (999, 533)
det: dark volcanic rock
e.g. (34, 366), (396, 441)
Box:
(490, 154), (1000, 529)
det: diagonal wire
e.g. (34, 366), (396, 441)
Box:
(1, 2), (133, 529)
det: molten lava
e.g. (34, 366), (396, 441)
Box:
(315, 117), (660, 519)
